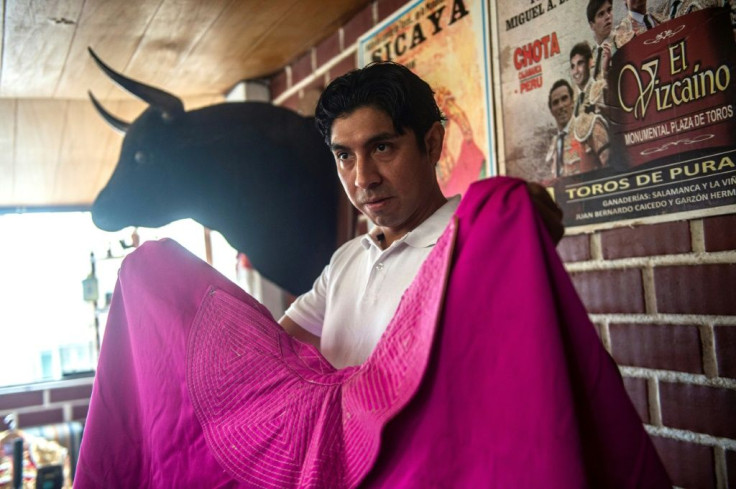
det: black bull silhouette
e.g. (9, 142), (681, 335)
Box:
(88, 48), (339, 296)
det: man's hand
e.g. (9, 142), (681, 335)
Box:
(601, 41), (612, 79)
(526, 182), (565, 245)
(278, 315), (321, 349)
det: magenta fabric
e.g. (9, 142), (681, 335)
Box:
(75, 176), (670, 488)
(75, 212), (454, 488)
(362, 177), (670, 488)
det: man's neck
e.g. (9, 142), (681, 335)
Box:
(378, 193), (448, 249)
(630, 9), (647, 18)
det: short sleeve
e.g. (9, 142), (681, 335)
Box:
(283, 263), (330, 337)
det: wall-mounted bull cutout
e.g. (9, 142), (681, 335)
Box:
(88, 48), (339, 295)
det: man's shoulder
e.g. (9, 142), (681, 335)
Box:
(329, 233), (371, 264)
(613, 15), (635, 47)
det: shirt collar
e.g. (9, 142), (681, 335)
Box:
(362, 226), (386, 250)
(360, 195), (461, 250)
(594, 36), (611, 48)
(629, 10), (646, 24)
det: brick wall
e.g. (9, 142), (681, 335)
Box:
(0, 1), (731, 487)
(0, 378), (92, 429)
(561, 217), (736, 489)
(269, 2), (736, 488)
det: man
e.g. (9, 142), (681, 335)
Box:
(666, 0), (736, 39)
(587, 0), (615, 81)
(279, 62), (562, 368)
(545, 79), (606, 179)
(568, 43), (610, 170)
(613, 0), (667, 47)
(569, 42), (595, 114)
(76, 62), (672, 488)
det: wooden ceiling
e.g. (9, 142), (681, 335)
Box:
(0, 0), (370, 209)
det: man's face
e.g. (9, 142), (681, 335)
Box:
(590, 2), (613, 42)
(570, 53), (590, 89)
(549, 86), (573, 129)
(626, 0), (647, 14)
(329, 106), (443, 241)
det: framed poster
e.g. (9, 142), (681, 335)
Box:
(490, 0), (736, 232)
(358, 0), (495, 197)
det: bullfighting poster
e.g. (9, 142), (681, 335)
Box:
(490, 0), (736, 232)
(358, 0), (495, 197)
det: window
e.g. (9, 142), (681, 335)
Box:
(0, 212), (237, 388)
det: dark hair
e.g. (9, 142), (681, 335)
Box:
(314, 62), (445, 151)
(586, 0), (611, 23)
(548, 79), (573, 109)
(570, 41), (593, 62)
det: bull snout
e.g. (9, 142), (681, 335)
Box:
(91, 189), (124, 231)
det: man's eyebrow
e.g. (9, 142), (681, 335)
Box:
(330, 131), (400, 151)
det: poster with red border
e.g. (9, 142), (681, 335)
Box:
(490, 0), (736, 232)
(358, 0), (495, 197)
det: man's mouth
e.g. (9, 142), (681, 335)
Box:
(363, 196), (392, 211)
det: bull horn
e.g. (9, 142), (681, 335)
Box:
(88, 47), (184, 118)
(88, 91), (130, 134)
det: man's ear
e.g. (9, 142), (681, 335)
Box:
(424, 121), (445, 164)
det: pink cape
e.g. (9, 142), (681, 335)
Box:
(75, 177), (670, 488)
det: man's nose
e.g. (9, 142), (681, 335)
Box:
(355, 156), (381, 189)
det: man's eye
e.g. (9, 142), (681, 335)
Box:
(376, 143), (389, 152)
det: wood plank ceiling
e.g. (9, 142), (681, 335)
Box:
(0, 0), (370, 209)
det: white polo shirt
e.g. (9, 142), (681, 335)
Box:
(285, 196), (461, 368)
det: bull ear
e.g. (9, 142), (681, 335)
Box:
(88, 91), (130, 134)
(88, 47), (184, 120)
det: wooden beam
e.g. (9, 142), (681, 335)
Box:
(13, 99), (68, 206)
(54, 0), (162, 100)
(0, 100), (17, 206)
(0, 0), (85, 97)
(125, 0), (231, 98)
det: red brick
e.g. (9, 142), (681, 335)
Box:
(343, 3), (374, 47)
(621, 376), (649, 423)
(17, 408), (64, 428)
(650, 436), (715, 489)
(727, 449), (736, 489)
(290, 51), (313, 86)
(328, 54), (357, 82)
(703, 214), (736, 252)
(659, 382), (736, 439)
(72, 404), (89, 422)
(0, 391), (43, 410)
(610, 323), (703, 374)
(378, 0), (410, 21)
(49, 384), (93, 403)
(279, 93), (300, 114)
(569, 268), (645, 313)
(297, 78), (324, 117)
(270, 70), (288, 100)
(654, 264), (736, 315)
(315, 30), (341, 68)
(592, 321), (604, 340)
(715, 325), (736, 379)
(557, 234), (590, 263)
(601, 221), (690, 259)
